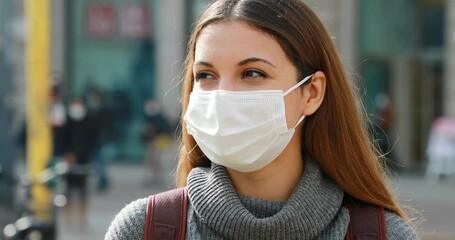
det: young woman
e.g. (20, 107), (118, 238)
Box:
(105, 0), (418, 239)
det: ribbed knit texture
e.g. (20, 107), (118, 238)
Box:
(105, 157), (418, 240)
(186, 158), (344, 239)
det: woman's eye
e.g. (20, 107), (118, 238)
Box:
(194, 72), (216, 82)
(242, 70), (267, 79)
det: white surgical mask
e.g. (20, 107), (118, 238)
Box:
(69, 104), (87, 121)
(184, 74), (312, 172)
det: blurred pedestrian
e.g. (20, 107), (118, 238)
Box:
(106, 0), (417, 239)
(141, 99), (171, 187)
(426, 117), (455, 181)
(63, 97), (97, 225)
(45, 81), (68, 190)
(87, 88), (110, 193)
(49, 82), (67, 160)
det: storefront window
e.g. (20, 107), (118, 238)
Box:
(67, 0), (156, 161)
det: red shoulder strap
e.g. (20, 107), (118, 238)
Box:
(344, 196), (386, 240)
(144, 187), (188, 240)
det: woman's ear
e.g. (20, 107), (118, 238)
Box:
(301, 71), (326, 116)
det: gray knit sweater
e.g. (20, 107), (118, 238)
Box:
(105, 159), (418, 239)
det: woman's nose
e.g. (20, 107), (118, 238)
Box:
(218, 78), (238, 91)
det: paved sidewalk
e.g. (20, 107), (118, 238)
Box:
(390, 172), (455, 239)
(57, 163), (455, 239)
(57, 160), (176, 240)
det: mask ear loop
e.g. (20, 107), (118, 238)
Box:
(283, 74), (313, 129)
(283, 74), (313, 96)
(292, 115), (306, 129)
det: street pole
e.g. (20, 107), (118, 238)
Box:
(25, 0), (52, 220)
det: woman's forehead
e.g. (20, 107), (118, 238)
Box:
(194, 21), (287, 65)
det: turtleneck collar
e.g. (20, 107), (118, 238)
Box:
(187, 157), (344, 240)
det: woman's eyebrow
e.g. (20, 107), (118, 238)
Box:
(238, 57), (276, 68)
(194, 61), (213, 67)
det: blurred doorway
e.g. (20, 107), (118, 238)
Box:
(358, 0), (445, 169)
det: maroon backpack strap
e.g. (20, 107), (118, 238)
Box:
(344, 196), (386, 240)
(144, 187), (188, 240)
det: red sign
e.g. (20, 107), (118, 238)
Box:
(86, 4), (115, 38)
(118, 4), (150, 39)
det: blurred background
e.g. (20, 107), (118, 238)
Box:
(0, 0), (454, 239)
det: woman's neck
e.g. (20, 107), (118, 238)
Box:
(226, 136), (304, 202)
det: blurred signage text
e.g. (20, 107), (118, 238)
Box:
(85, 4), (150, 39)
(119, 4), (150, 39)
(86, 4), (115, 38)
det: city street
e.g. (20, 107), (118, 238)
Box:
(1, 1), (453, 240)
(57, 162), (455, 240)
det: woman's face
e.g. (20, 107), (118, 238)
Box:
(193, 21), (305, 128)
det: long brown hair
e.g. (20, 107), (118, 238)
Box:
(176, 0), (406, 219)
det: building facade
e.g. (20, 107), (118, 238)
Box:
(62, 0), (187, 160)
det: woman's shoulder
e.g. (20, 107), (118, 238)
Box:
(384, 211), (419, 240)
(105, 197), (148, 240)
